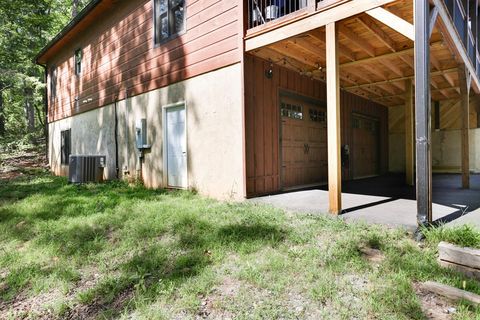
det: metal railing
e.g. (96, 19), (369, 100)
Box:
(442, 0), (480, 78)
(246, 0), (341, 29)
(247, 0), (309, 28)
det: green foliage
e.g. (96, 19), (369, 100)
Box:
(0, 0), (88, 146)
(423, 224), (480, 249)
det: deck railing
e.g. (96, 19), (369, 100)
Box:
(442, 0), (480, 79)
(247, 0), (340, 30)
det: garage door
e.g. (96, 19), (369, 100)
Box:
(352, 114), (380, 179)
(281, 96), (327, 190)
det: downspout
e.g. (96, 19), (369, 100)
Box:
(114, 98), (119, 179)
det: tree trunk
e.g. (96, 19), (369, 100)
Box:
(24, 86), (35, 133)
(0, 83), (5, 137)
(72, 0), (79, 18)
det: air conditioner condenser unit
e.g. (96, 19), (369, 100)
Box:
(68, 155), (106, 183)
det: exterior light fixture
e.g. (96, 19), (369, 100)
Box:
(265, 63), (273, 79)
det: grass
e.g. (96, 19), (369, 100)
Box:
(0, 172), (480, 319)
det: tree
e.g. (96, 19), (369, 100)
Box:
(0, 0), (85, 146)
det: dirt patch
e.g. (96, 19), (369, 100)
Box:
(0, 288), (63, 320)
(196, 277), (241, 319)
(360, 246), (385, 265)
(0, 149), (48, 181)
(414, 282), (456, 320)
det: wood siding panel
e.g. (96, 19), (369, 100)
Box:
(48, 0), (242, 122)
(245, 54), (389, 197)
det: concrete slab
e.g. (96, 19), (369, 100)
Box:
(251, 174), (480, 231)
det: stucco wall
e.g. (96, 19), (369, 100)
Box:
(48, 105), (117, 179)
(48, 63), (245, 200)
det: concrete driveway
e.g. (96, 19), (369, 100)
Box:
(251, 174), (480, 231)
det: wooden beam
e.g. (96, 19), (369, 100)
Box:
(459, 65), (470, 189)
(245, 0), (397, 51)
(339, 23), (376, 57)
(429, 6), (439, 38)
(366, 7), (415, 40)
(344, 67), (458, 89)
(419, 281), (480, 305)
(326, 22), (342, 215)
(415, 0), (433, 227)
(307, 29), (356, 61)
(405, 79), (414, 186)
(439, 242), (480, 269)
(357, 15), (396, 52)
(340, 41), (443, 68)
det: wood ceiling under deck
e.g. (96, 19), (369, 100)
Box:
(248, 0), (462, 107)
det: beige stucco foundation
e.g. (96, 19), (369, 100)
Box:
(48, 63), (245, 200)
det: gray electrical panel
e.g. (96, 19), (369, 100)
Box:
(135, 118), (151, 150)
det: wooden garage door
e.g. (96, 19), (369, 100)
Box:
(281, 96), (327, 189)
(352, 114), (380, 179)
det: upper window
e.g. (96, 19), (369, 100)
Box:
(74, 48), (82, 75)
(50, 65), (57, 102)
(154, 0), (186, 45)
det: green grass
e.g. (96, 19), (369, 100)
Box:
(1, 172), (480, 319)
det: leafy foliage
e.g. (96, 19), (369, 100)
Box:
(0, 0), (88, 148)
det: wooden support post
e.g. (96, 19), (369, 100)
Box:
(414, 0), (433, 226)
(405, 79), (414, 186)
(459, 65), (470, 189)
(326, 22), (342, 214)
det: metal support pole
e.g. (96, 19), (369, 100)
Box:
(414, 0), (433, 227)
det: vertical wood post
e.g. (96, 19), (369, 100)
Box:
(326, 22), (342, 214)
(459, 65), (470, 189)
(414, 0), (433, 226)
(405, 79), (414, 186)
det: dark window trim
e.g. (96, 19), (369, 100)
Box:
(61, 129), (71, 165)
(153, 0), (187, 47)
(74, 48), (82, 75)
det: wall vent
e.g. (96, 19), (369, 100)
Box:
(69, 155), (106, 183)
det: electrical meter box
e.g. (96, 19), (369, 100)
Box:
(135, 118), (150, 150)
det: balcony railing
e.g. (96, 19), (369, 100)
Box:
(442, 0), (480, 79)
(247, 0), (342, 30)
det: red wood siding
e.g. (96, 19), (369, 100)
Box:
(48, 0), (242, 122)
(245, 54), (389, 197)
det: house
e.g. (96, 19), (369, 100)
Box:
(36, 0), (480, 227)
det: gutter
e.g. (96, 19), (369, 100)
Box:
(34, 0), (103, 64)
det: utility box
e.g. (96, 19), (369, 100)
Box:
(135, 118), (150, 150)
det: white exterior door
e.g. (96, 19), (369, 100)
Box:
(165, 105), (187, 188)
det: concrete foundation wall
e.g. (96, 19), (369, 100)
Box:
(48, 63), (245, 200)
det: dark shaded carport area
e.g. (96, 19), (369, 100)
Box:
(252, 173), (480, 231)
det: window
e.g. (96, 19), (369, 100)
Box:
(61, 129), (71, 165)
(309, 109), (326, 123)
(50, 65), (57, 102)
(74, 49), (82, 75)
(281, 102), (303, 120)
(154, 0), (186, 44)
